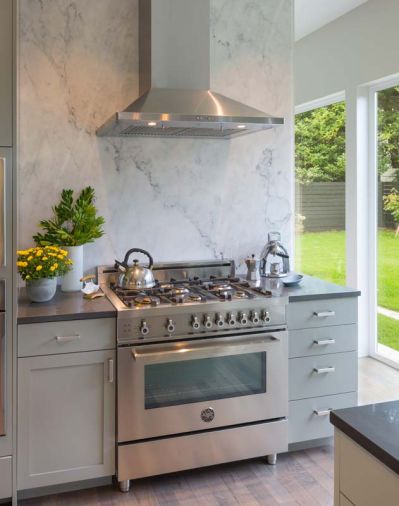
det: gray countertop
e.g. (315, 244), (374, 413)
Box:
(17, 274), (359, 324)
(245, 274), (360, 301)
(330, 401), (399, 476)
(18, 288), (117, 324)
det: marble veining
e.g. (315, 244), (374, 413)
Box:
(18, 0), (294, 274)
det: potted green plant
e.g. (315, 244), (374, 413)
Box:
(17, 246), (72, 302)
(33, 187), (105, 292)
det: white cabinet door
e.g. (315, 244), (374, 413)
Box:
(17, 350), (115, 490)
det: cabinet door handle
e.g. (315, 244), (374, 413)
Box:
(313, 408), (332, 417)
(313, 311), (335, 318)
(313, 339), (336, 345)
(108, 359), (114, 383)
(55, 334), (80, 343)
(313, 366), (335, 374)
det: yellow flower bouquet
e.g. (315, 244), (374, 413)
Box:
(17, 246), (72, 281)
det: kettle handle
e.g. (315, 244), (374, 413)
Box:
(122, 248), (154, 269)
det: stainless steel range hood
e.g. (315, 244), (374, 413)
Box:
(96, 0), (284, 140)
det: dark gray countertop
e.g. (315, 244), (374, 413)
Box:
(330, 401), (399, 475)
(18, 288), (117, 324)
(245, 274), (360, 301)
(17, 274), (359, 324)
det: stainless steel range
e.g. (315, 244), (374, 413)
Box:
(98, 259), (288, 493)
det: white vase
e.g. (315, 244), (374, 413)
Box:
(61, 245), (84, 292)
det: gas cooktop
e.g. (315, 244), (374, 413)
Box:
(110, 277), (272, 309)
(97, 260), (286, 344)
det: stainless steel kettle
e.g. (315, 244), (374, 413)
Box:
(115, 248), (156, 290)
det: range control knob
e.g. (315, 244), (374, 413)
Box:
(262, 310), (271, 323)
(251, 311), (260, 325)
(215, 313), (225, 328)
(191, 316), (200, 330)
(239, 312), (248, 325)
(140, 320), (150, 337)
(166, 318), (175, 333)
(204, 315), (213, 329)
(228, 312), (237, 326)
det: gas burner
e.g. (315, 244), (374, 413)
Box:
(251, 286), (273, 297)
(159, 284), (190, 295)
(171, 294), (205, 304)
(170, 286), (190, 296)
(235, 290), (250, 299)
(134, 294), (161, 306)
(209, 283), (234, 293)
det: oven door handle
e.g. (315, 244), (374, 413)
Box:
(131, 334), (280, 361)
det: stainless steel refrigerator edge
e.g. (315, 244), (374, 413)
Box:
(0, 148), (13, 458)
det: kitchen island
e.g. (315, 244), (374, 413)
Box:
(331, 401), (399, 505)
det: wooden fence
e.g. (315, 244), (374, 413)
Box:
(295, 182), (345, 232)
(296, 181), (399, 232)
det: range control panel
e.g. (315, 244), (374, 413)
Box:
(117, 301), (286, 343)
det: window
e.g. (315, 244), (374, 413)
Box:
(295, 100), (346, 284)
(374, 85), (399, 363)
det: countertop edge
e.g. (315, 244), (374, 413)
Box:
(330, 411), (399, 476)
(17, 310), (117, 325)
(288, 290), (361, 302)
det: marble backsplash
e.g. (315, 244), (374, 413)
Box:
(18, 0), (293, 274)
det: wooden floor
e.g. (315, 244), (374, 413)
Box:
(21, 446), (334, 506)
(20, 357), (399, 506)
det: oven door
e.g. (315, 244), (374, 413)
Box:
(118, 329), (287, 442)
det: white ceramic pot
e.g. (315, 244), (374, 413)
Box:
(61, 245), (84, 292)
(26, 277), (57, 303)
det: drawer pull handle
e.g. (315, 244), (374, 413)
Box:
(108, 359), (114, 383)
(313, 366), (335, 374)
(313, 408), (332, 417)
(55, 334), (81, 343)
(313, 311), (335, 318)
(313, 339), (336, 346)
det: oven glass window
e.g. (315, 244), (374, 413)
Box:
(144, 352), (266, 409)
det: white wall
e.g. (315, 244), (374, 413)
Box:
(295, 0), (399, 105)
(294, 0), (399, 357)
(18, 0), (294, 275)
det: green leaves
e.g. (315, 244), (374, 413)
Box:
(33, 187), (105, 247)
(378, 86), (399, 175)
(295, 102), (346, 184)
(384, 189), (399, 223)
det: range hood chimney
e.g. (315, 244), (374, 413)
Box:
(96, 0), (284, 139)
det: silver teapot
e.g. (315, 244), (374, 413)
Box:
(115, 248), (156, 290)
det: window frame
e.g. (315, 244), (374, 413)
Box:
(294, 91), (346, 275)
(368, 75), (399, 369)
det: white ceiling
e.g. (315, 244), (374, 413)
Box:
(295, 0), (368, 41)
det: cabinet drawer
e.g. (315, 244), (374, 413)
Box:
(289, 325), (357, 358)
(289, 352), (357, 401)
(0, 456), (12, 500)
(18, 318), (116, 357)
(287, 298), (357, 330)
(289, 392), (357, 444)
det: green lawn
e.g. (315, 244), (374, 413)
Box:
(296, 229), (399, 352)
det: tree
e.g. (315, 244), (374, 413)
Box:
(295, 102), (345, 184)
(378, 86), (399, 175)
